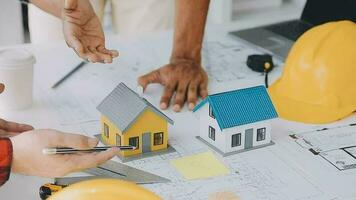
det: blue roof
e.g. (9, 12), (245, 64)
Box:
(193, 86), (278, 130)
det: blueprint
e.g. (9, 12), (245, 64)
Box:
(21, 33), (356, 200)
(291, 124), (356, 171)
(292, 125), (356, 153)
(320, 149), (356, 170)
(42, 32), (284, 92)
(141, 144), (331, 200)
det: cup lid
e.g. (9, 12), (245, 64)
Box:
(0, 49), (36, 68)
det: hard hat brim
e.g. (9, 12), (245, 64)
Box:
(48, 179), (161, 200)
(268, 83), (354, 124)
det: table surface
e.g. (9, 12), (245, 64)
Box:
(1, 5), (356, 200)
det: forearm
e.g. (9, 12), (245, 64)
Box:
(172, 0), (210, 64)
(0, 138), (13, 186)
(29, 0), (65, 18)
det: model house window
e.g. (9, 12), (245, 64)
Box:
(209, 105), (215, 119)
(129, 137), (139, 148)
(154, 132), (164, 145)
(208, 126), (215, 141)
(231, 133), (241, 147)
(257, 128), (266, 141)
(116, 134), (121, 146)
(104, 123), (109, 138)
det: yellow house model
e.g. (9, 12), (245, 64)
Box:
(97, 82), (174, 158)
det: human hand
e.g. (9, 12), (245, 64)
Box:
(62, 0), (119, 63)
(138, 58), (208, 112)
(0, 118), (33, 137)
(0, 83), (4, 93)
(10, 129), (117, 177)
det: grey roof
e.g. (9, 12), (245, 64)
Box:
(97, 83), (174, 132)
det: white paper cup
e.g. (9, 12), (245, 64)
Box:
(0, 49), (36, 110)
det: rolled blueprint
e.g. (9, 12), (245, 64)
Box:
(0, 49), (36, 110)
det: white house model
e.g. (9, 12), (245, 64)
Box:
(193, 86), (278, 156)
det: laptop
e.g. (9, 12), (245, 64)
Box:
(229, 0), (356, 60)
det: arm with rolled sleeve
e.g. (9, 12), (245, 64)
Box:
(0, 138), (12, 186)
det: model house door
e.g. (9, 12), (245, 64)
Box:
(244, 128), (254, 149)
(142, 132), (151, 153)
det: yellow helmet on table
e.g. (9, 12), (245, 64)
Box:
(48, 179), (162, 200)
(269, 20), (356, 124)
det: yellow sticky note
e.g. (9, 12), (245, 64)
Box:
(170, 151), (230, 180)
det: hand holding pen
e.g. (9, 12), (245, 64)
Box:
(10, 130), (120, 178)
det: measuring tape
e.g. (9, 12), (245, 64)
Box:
(246, 54), (275, 88)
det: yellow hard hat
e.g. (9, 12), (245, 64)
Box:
(48, 179), (161, 200)
(269, 20), (356, 124)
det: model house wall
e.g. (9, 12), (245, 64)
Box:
(198, 103), (225, 151)
(198, 102), (272, 154)
(100, 108), (168, 157)
(222, 120), (271, 153)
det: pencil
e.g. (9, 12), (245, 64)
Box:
(43, 146), (136, 155)
(52, 61), (87, 89)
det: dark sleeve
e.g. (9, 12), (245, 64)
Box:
(0, 138), (13, 186)
(19, 0), (29, 4)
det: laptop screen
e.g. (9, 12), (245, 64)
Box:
(302, 0), (356, 25)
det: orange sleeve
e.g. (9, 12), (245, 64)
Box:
(0, 138), (12, 186)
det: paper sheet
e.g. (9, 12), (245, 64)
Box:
(292, 125), (356, 153)
(344, 146), (356, 157)
(170, 152), (230, 180)
(8, 33), (356, 200)
(320, 149), (356, 170)
(291, 124), (356, 171)
(33, 37), (351, 199)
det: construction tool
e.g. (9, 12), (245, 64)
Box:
(39, 160), (170, 199)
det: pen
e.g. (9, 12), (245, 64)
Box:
(43, 146), (136, 155)
(52, 61), (87, 89)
